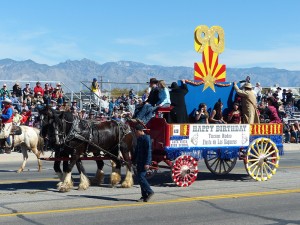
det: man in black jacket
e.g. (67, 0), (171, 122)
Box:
(169, 79), (189, 123)
(146, 78), (159, 106)
(132, 124), (154, 202)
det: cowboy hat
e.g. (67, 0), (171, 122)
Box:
(147, 78), (158, 84)
(2, 98), (12, 104)
(244, 83), (253, 89)
(135, 124), (145, 131)
(168, 82), (179, 89)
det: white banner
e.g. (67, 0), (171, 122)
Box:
(188, 124), (250, 147)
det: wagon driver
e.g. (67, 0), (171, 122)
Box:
(0, 98), (14, 154)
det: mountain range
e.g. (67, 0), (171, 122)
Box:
(0, 58), (299, 92)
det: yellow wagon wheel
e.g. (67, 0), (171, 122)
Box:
(245, 138), (280, 181)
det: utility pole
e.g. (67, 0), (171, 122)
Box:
(100, 75), (103, 91)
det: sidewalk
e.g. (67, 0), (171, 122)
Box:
(0, 151), (53, 162)
(283, 143), (300, 151)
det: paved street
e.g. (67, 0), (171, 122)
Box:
(0, 146), (299, 225)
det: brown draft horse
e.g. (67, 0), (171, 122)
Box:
(40, 107), (135, 192)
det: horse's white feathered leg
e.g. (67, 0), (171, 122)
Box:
(78, 173), (90, 190)
(121, 168), (133, 188)
(110, 160), (121, 187)
(59, 172), (73, 192)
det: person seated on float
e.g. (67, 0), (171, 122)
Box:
(156, 80), (171, 107)
(228, 102), (241, 124)
(209, 101), (226, 124)
(265, 96), (282, 124)
(133, 101), (157, 124)
(146, 78), (159, 107)
(194, 103), (209, 124)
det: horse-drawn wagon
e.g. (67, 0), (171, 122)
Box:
(143, 106), (283, 187)
(38, 24), (283, 191)
(138, 24), (283, 187)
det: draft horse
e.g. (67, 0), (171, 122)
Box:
(40, 107), (135, 192)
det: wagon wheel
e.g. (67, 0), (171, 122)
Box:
(171, 155), (198, 187)
(204, 150), (237, 175)
(245, 138), (280, 181)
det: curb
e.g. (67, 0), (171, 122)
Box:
(0, 151), (53, 163)
(283, 143), (300, 151)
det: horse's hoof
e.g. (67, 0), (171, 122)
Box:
(111, 172), (121, 187)
(58, 184), (71, 192)
(17, 169), (23, 173)
(59, 187), (70, 192)
(121, 180), (134, 188)
(57, 182), (63, 187)
(78, 184), (89, 191)
(90, 178), (103, 186)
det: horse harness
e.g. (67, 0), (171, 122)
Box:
(56, 115), (132, 165)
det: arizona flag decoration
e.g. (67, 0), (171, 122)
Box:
(194, 25), (226, 92)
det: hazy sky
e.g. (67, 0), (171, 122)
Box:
(0, 0), (299, 70)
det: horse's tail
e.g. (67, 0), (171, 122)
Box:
(37, 135), (45, 155)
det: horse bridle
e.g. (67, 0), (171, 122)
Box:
(54, 114), (81, 145)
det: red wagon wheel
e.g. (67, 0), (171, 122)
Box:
(171, 155), (198, 187)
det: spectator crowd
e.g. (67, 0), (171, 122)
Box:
(1, 78), (300, 146)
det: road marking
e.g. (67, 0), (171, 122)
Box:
(0, 188), (299, 217)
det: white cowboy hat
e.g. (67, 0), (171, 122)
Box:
(2, 98), (12, 104)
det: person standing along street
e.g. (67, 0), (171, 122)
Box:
(133, 124), (154, 202)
